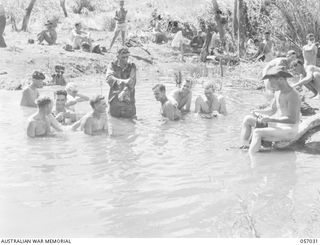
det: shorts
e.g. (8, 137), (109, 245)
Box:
(109, 103), (136, 118)
(115, 23), (127, 32)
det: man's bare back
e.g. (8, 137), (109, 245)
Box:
(27, 114), (51, 137)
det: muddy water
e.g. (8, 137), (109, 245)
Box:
(1, 65), (320, 237)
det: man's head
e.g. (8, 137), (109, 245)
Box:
(290, 59), (304, 75)
(90, 95), (107, 113)
(264, 31), (270, 40)
(117, 47), (130, 67)
(286, 50), (297, 61)
(36, 96), (52, 115)
(75, 22), (82, 31)
(203, 82), (215, 98)
(152, 84), (166, 101)
(54, 90), (67, 107)
(253, 38), (260, 47)
(306, 33), (315, 43)
(120, 0), (124, 8)
(66, 82), (78, 97)
(55, 65), (65, 75)
(197, 30), (202, 36)
(262, 66), (292, 91)
(180, 79), (192, 95)
(45, 20), (56, 30)
(31, 71), (45, 88)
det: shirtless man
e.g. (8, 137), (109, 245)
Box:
(303, 33), (318, 67)
(195, 81), (227, 118)
(37, 20), (57, 45)
(109, 0), (127, 50)
(20, 71), (45, 107)
(71, 22), (92, 50)
(52, 90), (77, 125)
(291, 59), (320, 98)
(171, 80), (192, 113)
(240, 66), (301, 154)
(153, 84), (181, 121)
(27, 97), (62, 137)
(78, 95), (108, 136)
(262, 31), (274, 62)
(65, 82), (89, 110)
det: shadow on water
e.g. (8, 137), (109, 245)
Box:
(292, 141), (320, 155)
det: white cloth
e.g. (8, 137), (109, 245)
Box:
(171, 31), (189, 48)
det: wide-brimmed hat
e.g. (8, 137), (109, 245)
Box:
(286, 50), (296, 56)
(32, 71), (45, 80)
(261, 66), (293, 80)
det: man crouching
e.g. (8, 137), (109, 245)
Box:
(240, 66), (301, 153)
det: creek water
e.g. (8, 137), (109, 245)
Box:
(1, 64), (320, 237)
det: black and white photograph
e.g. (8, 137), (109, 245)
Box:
(1, 0), (320, 241)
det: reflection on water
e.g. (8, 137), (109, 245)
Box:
(0, 67), (320, 237)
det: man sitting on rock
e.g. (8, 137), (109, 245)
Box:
(71, 22), (92, 50)
(37, 20), (57, 45)
(240, 66), (301, 154)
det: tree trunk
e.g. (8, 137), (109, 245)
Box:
(233, 0), (238, 38)
(60, 0), (68, 17)
(10, 15), (18, 32)
(21, 0), (37, 31)
(211, 0), (225, 48)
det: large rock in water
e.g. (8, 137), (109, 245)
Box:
(274, 113), (320, 149)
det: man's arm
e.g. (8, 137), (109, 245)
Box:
(27, 121), (36, 138)
(293, 68), (313, 87)
(48, 114), (63, 132)
(164, 103), (180, 121)
(252, 43), (264, 59)
(184, 92), (192, 112)
(253, 98), (276, 116)
(106, 63), (129, 88)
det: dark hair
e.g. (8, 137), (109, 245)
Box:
(152, 84), (166, 92)
(54, 90), (67, 98)
(36, 96), (52, 108)
(264, 31), (270, 35)
(75, 22), (81, 27)
(306, 33), (315, 39)
(253, 39), (259, 43)
(90, 95), (105, 109)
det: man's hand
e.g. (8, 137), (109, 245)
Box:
(259, 115), (270, 124)
(56, 112), (65, 122)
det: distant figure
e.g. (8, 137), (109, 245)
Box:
(251, 39), (265, 61)
(71, 22), (92, 50)
(195, 82), (227, 118)
(240, 66), (301, 153)
(171, 30), (190, 62)
(37, 20), (57, 45)
(65, 82), (90, 110)
(20, 71), (45, 107)
(27, 97), (62, 138)
(291, 59), (320, 98)
(50, 65), (66, 86)
(52, 90), (77, 125)
(78, 95), (108, 136)
(262, 31), (274, 62)
(0, 3), (6, 48)
(106, 48), (137, 118)
(190, 30), (204, 53)
(153, 84), (181, 121)
(109, 0), (127, 50)
(152, 15), (168, 44)
(171, 79), (192, 113)
(303, 33), (318, 67)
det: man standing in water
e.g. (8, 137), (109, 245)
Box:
(195, 81), (227, 117)
(291, 59), (320, 98)
(79, 95), (108, 136)
(106, 48), (137, 118)
(108, 0), (127, 51)
(52, 90), (77, 125)
(27, 97), (62, 137)
(153, 84), (181, 121)
(303, 33), (318, 67)
(20, 71), (45, 107)
(240, 66), (301, 154)
(0, 3), (6, 48)
(171, 79), (192, 113)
